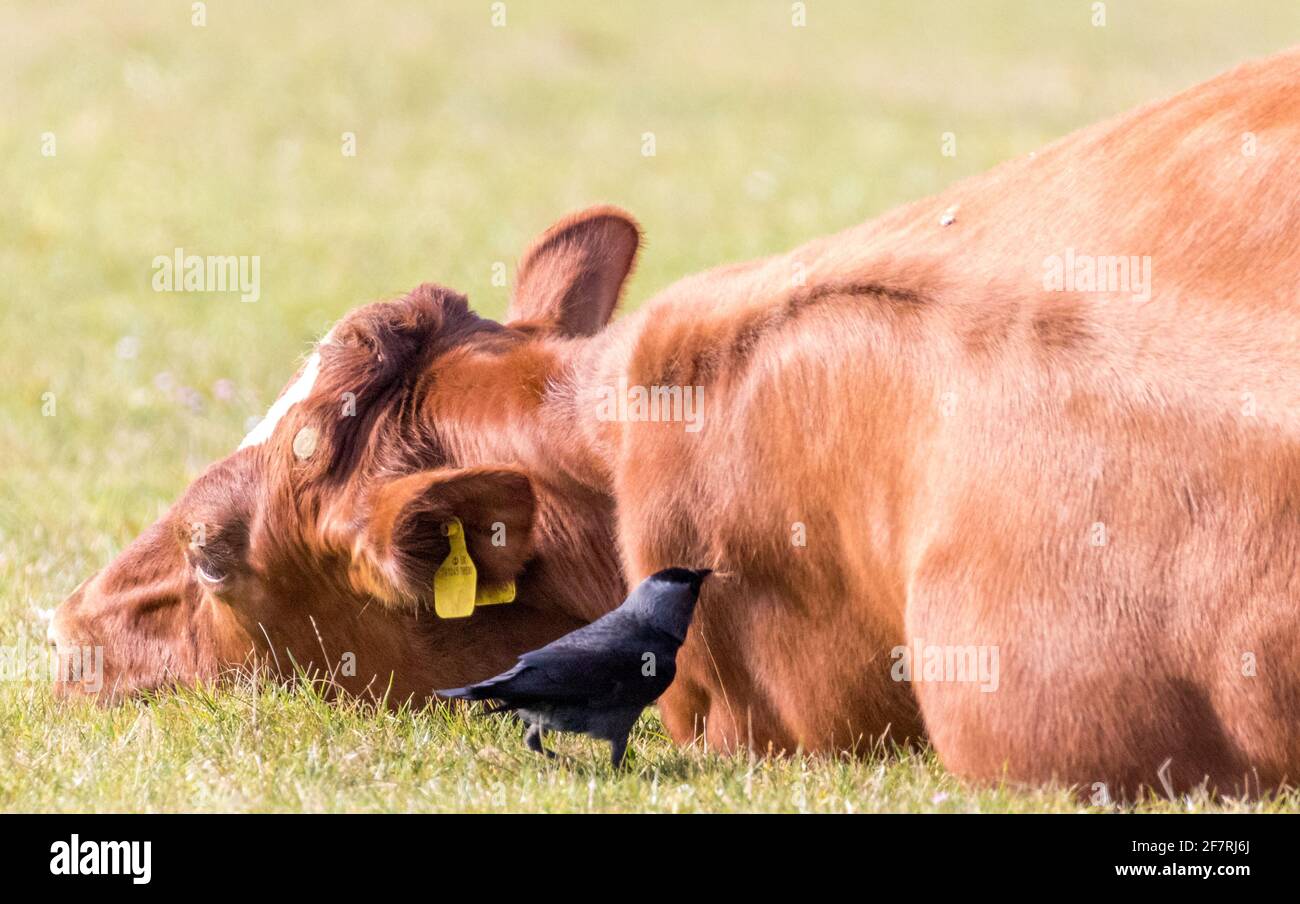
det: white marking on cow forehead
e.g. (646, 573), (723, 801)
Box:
(238, 327), (335, 450)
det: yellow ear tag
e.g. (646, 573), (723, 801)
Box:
(433, 518), (477, 619)
(475, 580), (516, 607)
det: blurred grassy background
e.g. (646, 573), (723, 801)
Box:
(2, 0), (1298, 811)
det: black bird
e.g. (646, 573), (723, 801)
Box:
(437, 567), (711, 767)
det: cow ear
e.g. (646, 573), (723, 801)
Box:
(349, 467), (536, 609)
(507, 205), (642, 336)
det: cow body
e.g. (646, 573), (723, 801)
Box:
(563, 48), (1300, 793)
(53, 48), (1300, 796)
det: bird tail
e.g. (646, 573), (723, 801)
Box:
(436, 687), (517, 718)
(435, 685), (476, 700)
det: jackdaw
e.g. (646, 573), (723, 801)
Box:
(437, 567), (711, 767)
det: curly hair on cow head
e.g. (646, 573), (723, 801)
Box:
(278, 284), (502, 488)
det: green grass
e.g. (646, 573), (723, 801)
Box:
(6, 675), (1297, 813)
(3, 0), (1300, 812)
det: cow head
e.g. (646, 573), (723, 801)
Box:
(49, 207), (640, 703)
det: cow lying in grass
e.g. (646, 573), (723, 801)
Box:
(52, 47), (1300, 797)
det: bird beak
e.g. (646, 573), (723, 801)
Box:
(695, 568), (714, 579)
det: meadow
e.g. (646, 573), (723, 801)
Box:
(3, 0), (1299, 812)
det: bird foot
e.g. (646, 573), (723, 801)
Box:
(524, 723), (557, 759)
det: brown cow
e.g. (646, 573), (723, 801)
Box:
(52, 48), (1300, 796)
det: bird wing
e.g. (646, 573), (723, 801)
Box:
(437, 659), (531, 701)
(444, 612), (675, 705)
(522, 616), (678, 701)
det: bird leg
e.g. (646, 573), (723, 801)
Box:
(523, 722), (555, 759)
(608, 734), (629, 769)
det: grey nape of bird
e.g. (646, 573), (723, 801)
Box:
(437, 567), (712, 767)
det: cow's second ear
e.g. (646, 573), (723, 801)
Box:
(349, 467), (536, 609)
(507, 205), (641, 336)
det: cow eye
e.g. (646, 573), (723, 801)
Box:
(194, 562), (228, 587)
